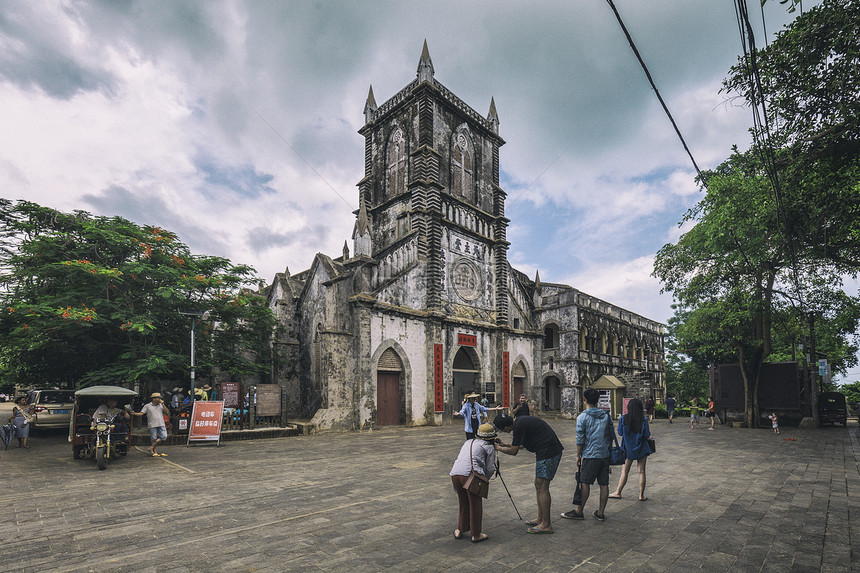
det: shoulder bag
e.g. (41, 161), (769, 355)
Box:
(463, 439), (490, 498)
(643, 421), (655, 453)
(609, 434), (625, 465)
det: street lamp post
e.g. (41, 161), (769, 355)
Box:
(179, 310), (210, 400)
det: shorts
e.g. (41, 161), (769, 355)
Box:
(579, 457), (610, 486)
(667, 409), (674, 416)
(772, 423), (778, 429)
(535, 453), (562, 480)
(690, 413), (700, 422)
(149, 426), (168, 442)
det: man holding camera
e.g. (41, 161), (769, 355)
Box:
(494, 413), (564, 534)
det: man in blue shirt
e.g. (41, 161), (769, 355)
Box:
(666, 395), (676, 423)
(562, 387), (616, 522)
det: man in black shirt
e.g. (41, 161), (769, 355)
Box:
(494, 413), (563, 534)
(511, 394), (531, 418)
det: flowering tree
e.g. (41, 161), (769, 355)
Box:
(0, 200), (276, 389)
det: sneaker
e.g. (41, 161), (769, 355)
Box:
(561, 510), (584, 520)
(592, 510), (605, 522)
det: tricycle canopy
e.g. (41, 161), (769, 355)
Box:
(74, 386), (138, 398)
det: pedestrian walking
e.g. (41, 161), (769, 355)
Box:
(561, 388), (616, 522)
(131, 392), (170, 456)
(449, 423), (497, 543)
(665, 395), (676, 423)
(645, 396), (655, 423)
(770, 412), (780, 434)
(494, 413), (564, 534)
(609, 398), (652, 501)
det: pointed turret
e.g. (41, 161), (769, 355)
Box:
(488, 97), (499, 133)
(352, 196), (372, 257)
(534, 269), (541, 291)
(417, 39), (435, 83)
(363, 85), (377, 124)
(343, 241), (350, 261)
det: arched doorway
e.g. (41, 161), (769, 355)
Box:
(452, 347), (480, 406)
(376, 348), (403, 426)
(513, 361), (527, 403)
(545, 376), (561, 410)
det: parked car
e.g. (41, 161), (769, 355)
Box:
(27, 388), (76, 430)
(819, 391), (847, 426)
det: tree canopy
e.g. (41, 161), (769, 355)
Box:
(0, 200), (276, 389)
(654, 0), (860, 426)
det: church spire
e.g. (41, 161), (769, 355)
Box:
(488, 97), (499, 134)
(363, 85), (377, 124)
(417, 39), (434, 83)
(352, 196), (372, 257)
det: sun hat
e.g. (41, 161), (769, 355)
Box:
(465, 392), (480, 399)
(476, 423), (497, 440)
(150, 392), (162, 399)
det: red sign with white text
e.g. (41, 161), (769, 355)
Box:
(457, 333), (477, 347)
(188, 401), (224, 443)
(434, 344), (444, 412)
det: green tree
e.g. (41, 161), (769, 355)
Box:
(723, 0), (860, 271)
(656, 0), (860, 427)
(654, 149), (859, 427)
(0, 200), (276, 389)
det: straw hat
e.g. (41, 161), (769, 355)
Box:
(150, 392), (163, 399)
(476, 423), (497, 440)
(465, 392), (480, 399)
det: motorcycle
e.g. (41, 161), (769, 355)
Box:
(69, 385), (138, 470)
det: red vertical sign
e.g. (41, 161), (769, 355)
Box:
(434, 344), (444, 412)
(502, 352), (510, 408)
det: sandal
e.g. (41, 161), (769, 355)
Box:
(471, 533), (489, 543)
(151, 453), (159, 457)
(525, 519), (539, 527)
(608, 494), (622, 499)
(453, 529), (464, 540)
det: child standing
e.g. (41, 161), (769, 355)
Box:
(770, 412), (779, 434)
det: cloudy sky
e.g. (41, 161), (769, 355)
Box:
(6, 0), (850, 377)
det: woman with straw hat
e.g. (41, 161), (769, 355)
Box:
(450, 423), (497, 543)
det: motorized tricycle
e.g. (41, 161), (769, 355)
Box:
(69, 385), (138, 470)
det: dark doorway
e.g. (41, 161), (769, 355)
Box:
(545, 376), (561, 410)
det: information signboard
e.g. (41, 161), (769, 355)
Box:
(221, 382), (241, 408)
(187, 401), (224, 446)
(255, 384), (281, 417)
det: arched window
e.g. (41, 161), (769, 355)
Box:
(543, 324), (559, 349)
(451, 129), (474, 201)
(386, 128), (407, 199)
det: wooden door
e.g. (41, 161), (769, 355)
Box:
(377, 372), (400, 426)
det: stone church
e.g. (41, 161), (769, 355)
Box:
(266, 43), (665, 431)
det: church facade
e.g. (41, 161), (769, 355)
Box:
(266, 44), (665, 431)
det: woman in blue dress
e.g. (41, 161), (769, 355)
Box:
(609, 398), (652, 501)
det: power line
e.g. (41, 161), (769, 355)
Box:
(254, 110), (354, 211)
(604, 0), (706, 184)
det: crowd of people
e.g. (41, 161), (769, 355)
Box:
(448, 388), (661, 542)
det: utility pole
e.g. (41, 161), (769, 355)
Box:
(809, 313), (820, 426)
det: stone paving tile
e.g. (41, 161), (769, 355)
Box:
(2, 416), (859, 572)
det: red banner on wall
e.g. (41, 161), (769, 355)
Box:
(434, 344), (444, 412)
(502, 352), (510, 408)
(188, 401), (224, 445)
(457, 333), (477, 347)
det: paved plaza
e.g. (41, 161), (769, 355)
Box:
(1, 405), (858, 572)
